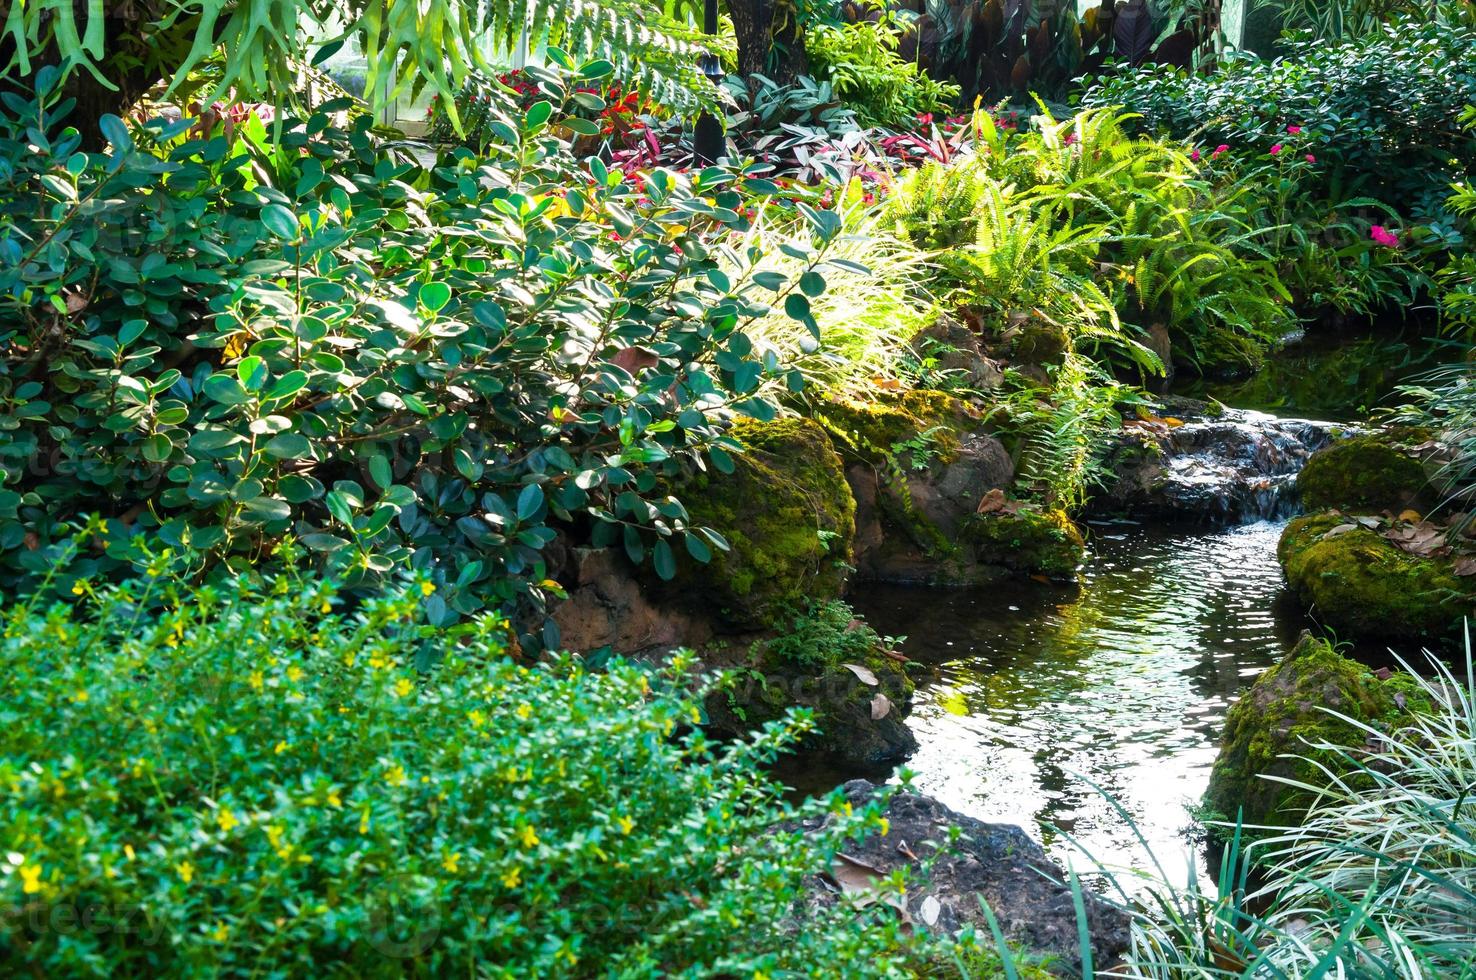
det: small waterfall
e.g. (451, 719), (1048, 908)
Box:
(1103, 407), (1347, 523)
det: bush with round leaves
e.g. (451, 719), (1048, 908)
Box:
(0, 547), (913, 975)
(0, 54), (849, 637)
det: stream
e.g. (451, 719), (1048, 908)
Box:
(831, 324), (1441, 882)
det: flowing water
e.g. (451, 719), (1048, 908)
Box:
(831, 327), (1442, 881)
(848, 520), (1308, 880)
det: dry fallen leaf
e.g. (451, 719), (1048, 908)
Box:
(1320, 523), (1358, 540)
(842, 663), (880, 686)
(1454, 557), (1476, 577)
(919, 894), (941, 927)
(871, 693), (892, 720)
(976, 488), (1006, 514)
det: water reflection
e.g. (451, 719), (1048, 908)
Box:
(848, 519), (1309, 878)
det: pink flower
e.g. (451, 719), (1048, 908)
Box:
(1370, 225), (1401, 248)
(1064, 132), (1078, 146)
(1287, 125), (1302, 134)
(1191, 148), (1201, 161)
(1213, 144), (1229, 156)
(1270, 144), (1282, 155)
(1305, 154), (1316, 163)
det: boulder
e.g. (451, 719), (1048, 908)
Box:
(667, 416), (855, 630)
(960, 507), (1085, 579)
(910, 313), (1004, 390)
(550, 547), (716, 654)
(1202, 632), (1431, 842)
(1278, 513), (1475, 641)
(1296, 428), (1434, 514)
(803, 781), (1131, 974)
(1009, 318), (1071, 370)
(705, 600), (918, 768)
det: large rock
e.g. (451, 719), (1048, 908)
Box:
(1097, 399), (1340, 522)
(667, 416), (855, 630)
(1296, 427), (1434, 514)
(1203, 632), (1431, 843)
(910, 314), (1004, 390)
(706, 602), (918, 768)
(804, 781), (1131, 974)
(1279, 513), (1475, 641)
(550, 548), (717, 654)
(817, 392), (1084, 584)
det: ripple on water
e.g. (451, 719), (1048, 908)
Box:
(847, 519), (1310, 881)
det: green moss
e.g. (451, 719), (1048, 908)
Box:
(1010, 320), (1070, 368)
(1203, 633), (1432, 844)
(815, 390), (977, 466)
(1297, 429), (1432, 513)
(674, 416), (855, 629)
(960, 507), (1085, 579)
(1278, 513), (1473, 640)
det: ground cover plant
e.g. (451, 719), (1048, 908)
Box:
(0, 548), (929, 975)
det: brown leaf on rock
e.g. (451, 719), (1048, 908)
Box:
(1453, 556), (1476, 577)
(976, 488), (1006, 514)
(842, 663), (880, 686)
(871, 693), (892, 720)
(1320, 523), (1359, 540)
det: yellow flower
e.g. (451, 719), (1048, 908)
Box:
(123, 844), (135, 861)
(515, 703), (532, 720)
(286, 665), (303, 684)
(519, 825), (539, 849)
(71, 581), (85, 596)
(419, 581), (436, 596)
(176, 861), (195, 884)
(19, 863), (42, 895)
(217, 809), (240, 833)
(441, 852), (461, 873)
(500, 866), (521, 889)
(384, 764), (407, 787)
(617, 815), (634, 836)
(72, 690), (88, 703)
(210, 921), (229, 942)
(326, 790), (342, 808)
(359, 809), (371, 834)
(877, 817), (890, 837)
(319, 599), (332, 613)
(274, 741), (289, 755)
(394, 677), (414, 698)
(248, 671), (264, 693)
(468, 709), (486, 728)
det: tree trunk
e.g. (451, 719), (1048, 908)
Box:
(728, 0), (808, 85)
(0, 2), (188, 148)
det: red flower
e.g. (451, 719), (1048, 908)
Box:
(1270, 144), (1282, 155)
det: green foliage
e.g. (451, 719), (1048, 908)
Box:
(762, 598), (889, 673)
(883, 107), (1291, 377)
(1086, 15), (1476, 218)
(0, 556), (914, 975)
(731, 195), (935, 400)
(0, 58), (849, 626)
(806, 15), (960, 129)
(999, 355), (1131, 512)
(1249, 0), (1473, 41)
(1, 0), (720, 121)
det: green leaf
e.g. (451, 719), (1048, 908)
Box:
(516, 483), (544, 521)
(419, 281), (452, 313)
(684, 532), (712, 563)
(525, 101), (553, 129)
(260, 204), (299, 240)
(237, 356), (268, 392)
(368, 454), (393, 491)
(799, 271), (825, 297)
(652, 539), (676, 580)
(325, 490), (356, 526)
(98, 114), (132, 153)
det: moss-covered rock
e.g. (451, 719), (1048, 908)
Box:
(1202, 632), (1431, 842)
(960, 507), (1086, 579)
(671, 416), (855, 630)
(815, 390), (980, 467)
(705, 601), (918, 767)
(1296, 429), (1432, 513)
(1278, 513), (1474, 641)
(1010, 320), (1071, 369)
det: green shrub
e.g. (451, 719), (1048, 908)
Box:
(0, 554), (916, 976)
(0, 56), (850, 628)
(1085, 16), (1476, 217)
(805, 16), (960, 130)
